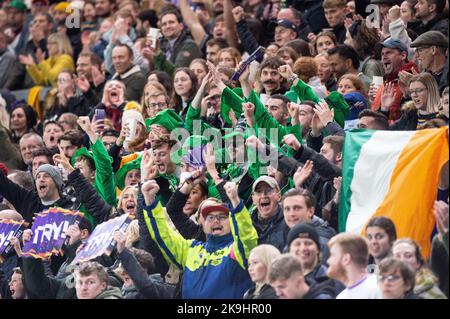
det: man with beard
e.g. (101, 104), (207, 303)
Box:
(370, 38), (418, 121)
(95, 0), (116, 21)
(414, 0), (448, 36)
(327, 233), (382, 299)
(258, 57), (286, 103)
(410, 31), (449, 88)
(152, 9), (202, 74)
(0, 164), (74, 224)
(5, 0), (28, 55)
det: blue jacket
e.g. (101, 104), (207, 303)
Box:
(143, 199), (258, 299)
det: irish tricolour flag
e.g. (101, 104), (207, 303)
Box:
(339, 128), (448, 257)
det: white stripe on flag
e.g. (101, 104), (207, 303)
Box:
(346, 131), (415, 233)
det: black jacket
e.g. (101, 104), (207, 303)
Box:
(243, 283), (278, 299)
(415, 15), (449, 37)
(0, 171), (77, 224)
(251, 205), (289, 252)
(303, 280), (336, 299)
(117, 248), (176, 299)
(165, 189), (205, 241)
(136, 189), (170, 276)
(66, 168), (112, 225)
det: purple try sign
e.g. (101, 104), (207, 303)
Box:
(71, 214), (133, 265)
(0, 219), (25, 263)
(22, 208), (84, 259)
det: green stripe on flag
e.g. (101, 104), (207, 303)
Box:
(338, 129), (376, 232)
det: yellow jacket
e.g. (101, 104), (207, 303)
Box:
(26, 54), (75, 87)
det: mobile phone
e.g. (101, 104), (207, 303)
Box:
(94, 109), (105, 129)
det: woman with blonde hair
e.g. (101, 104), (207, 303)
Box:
(387, 73), (442, 130)
(217, 47), (241, 69)
(141, 81), (169, 118)
(244, 244), (281, 299)
(19, 33), (75, 87)
(115, 185), (139, 217)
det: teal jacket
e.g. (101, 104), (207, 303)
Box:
(143, 199), (258, 299)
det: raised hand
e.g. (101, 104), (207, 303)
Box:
(113, 230), (127, 253)
(281, 134), (301, 151)
(207, 61), (226, 92)
(53, 147), (74, 173)
(10, 237), (22, 257)
(277, 64), (293, 80)
(293, 160), (314, 188)
(245, 135), (265, 152)
(314, 100), (334, 127)
(91, 65), (105, 87)
(287, 102), (300, 124)
(18, 54), (35, 66)
(242, 102), (255, 127)
(77, 116), (92, 133)
(232, 6), (245, 22)
(434, 200), (449, 240)
(35, 48), (45, 63)
(204, 143), (219, 181)
(381, 82), (396, 112)
(224, 181), (240, 208)
(74, 74), (91, 93)
(388, 5), (401, 22)
(141, 149), (157, 182)
(65, 224), (82, 246)
(332, 176), (342, 204)
(22, 229), (33, 244)
(141, 179), (160, 205)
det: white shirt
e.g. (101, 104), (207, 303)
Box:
(336, 274), (382, 299)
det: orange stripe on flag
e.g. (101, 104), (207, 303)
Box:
(365, 128), (448, 258)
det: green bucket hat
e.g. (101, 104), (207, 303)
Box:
(115, 156), (142, 190)
(145, 109), (183, 133)
(70, 147), (95, 167)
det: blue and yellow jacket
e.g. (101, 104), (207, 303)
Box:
(143, 199), (258, 299)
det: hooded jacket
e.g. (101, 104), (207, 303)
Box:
(95, 286), (123, 299)
(143, 199), (258, 299)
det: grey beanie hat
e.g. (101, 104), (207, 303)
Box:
(35, 164), (63, 191)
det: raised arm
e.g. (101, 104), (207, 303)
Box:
(141, 180), (192, 270)
(179, 0), (207, 46)
(224, 182), (258, 270)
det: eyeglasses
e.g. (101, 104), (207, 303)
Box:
(205, 214), (228, 222)
(410, 88), (426, 95)
(253, 187), (276, 196)
(148, 102), (167, 109)
(378, 275), (401, 283)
